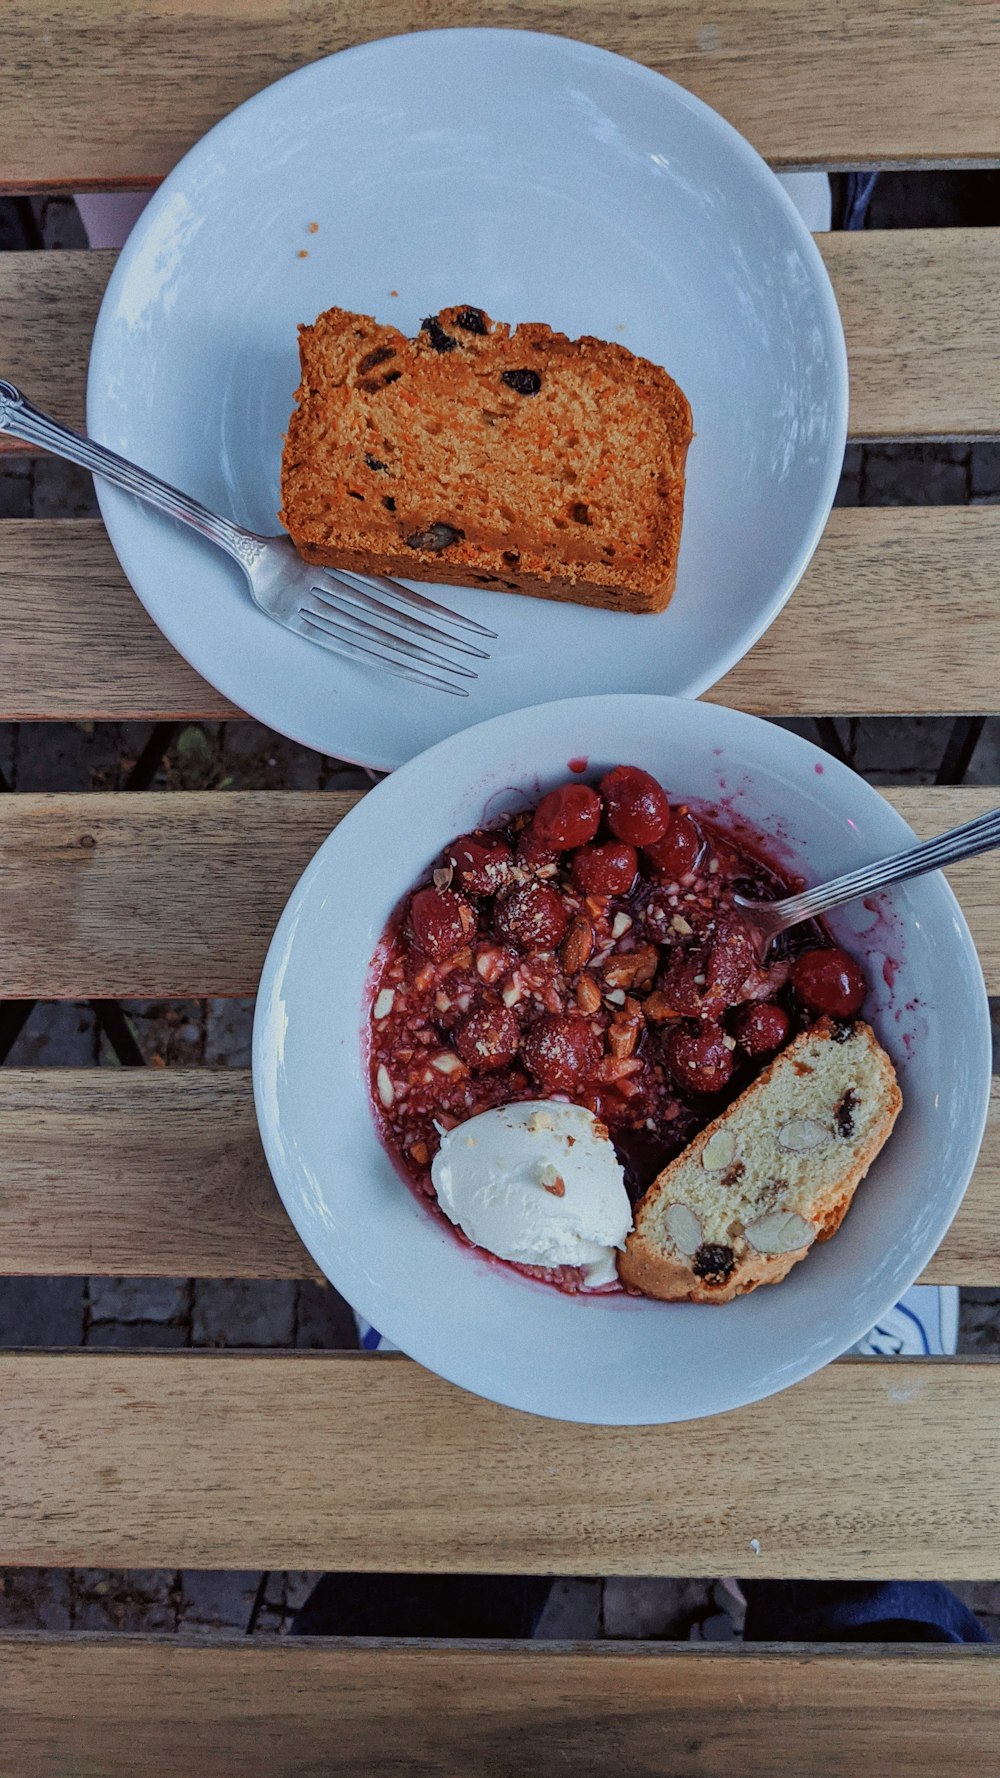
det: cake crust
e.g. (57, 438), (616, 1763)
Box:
(279, 304), (692, 614)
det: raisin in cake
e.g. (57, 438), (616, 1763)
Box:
(618, 1019), (902, 1303)
(279, 304), (692, 614)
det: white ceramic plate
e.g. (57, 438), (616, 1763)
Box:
(88, 29), (847, 771)
(253, 696), (990, 1424)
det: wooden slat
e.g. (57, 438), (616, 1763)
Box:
(4, 507), (1000, 722)
(0, 255), (105, 449)
(0, 791), (339, 998)
(722, 506), (1000, 719)
(4, 2), (1000, 187)
(3, 235), (999, 448)
(0, 522), (243, 719)
(2, 1352), (999, 1574)
(0, 1070), (320, 1281)
(824, 230), (1000, 440)
(1, 1067), (996, 1286)
(2, 243), (998, 724)
(4, 1638), (999, 1778)
(0, 787), (997, 1001)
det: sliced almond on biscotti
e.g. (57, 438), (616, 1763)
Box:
(618, 1017), (901, 1304)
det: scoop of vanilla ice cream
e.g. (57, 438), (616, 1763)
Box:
(430, 1100), (632, 1287)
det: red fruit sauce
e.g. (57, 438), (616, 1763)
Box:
(367, 767), (870, 1293)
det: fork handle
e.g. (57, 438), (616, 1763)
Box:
(772, 803), (1000, 928)
(0, 379), (264, 569)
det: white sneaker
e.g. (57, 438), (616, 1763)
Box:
(689, 1577), (747, 1641)
(853, 1285), (958, 1356)
(354, 1315), (399, 1353)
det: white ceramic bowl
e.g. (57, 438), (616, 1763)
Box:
(253, 697), (989, 1423)
(88, 28), (846, 770)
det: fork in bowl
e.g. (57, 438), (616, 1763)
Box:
(734, 802), (1000, 951)
(0, 380), (494, 697)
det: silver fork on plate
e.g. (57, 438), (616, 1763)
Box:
(0, 380), (494, 697)
(734, 802), (1000, 952)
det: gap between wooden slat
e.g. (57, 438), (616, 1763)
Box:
(3, 1), (1000, 186)
(0, 787), (996, 999)
(2, 1352), (999, 1576)
(1, 233), (998, 446)
(3, 508), (1000, 721)
(0, 1067), (995, 1285)
(2, 1637), (998, 1778)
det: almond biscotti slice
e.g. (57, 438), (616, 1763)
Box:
(279, 303), (692, 614)
(618, 1018), (902, 1303)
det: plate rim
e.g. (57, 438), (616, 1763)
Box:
(87, 26), (849, 772)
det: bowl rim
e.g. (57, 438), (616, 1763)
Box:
(253, 694), (990, 1422)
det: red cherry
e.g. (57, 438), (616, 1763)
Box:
(516, 823), (558, 868)
(731, 1001), (791, 1059)
(654, 915), (754, 1020)
(453, 999), (521, 1073)
(522, 1014), (602, 1094)
(790, 947), (867, 1019)
(644, 813), (702, 881)
(704, 913), (757, 1007)
(446, 831), (513, 897)
(658, 950), (710, 1018)
(570, 839), (638, 899)
(494, 881), (570, 951)
(407, 887), (476, 961)
(662, 1021), (735, 1097)
(585, 1086), (632, 1128)
(600, 765), (671, 846)
(531, 782), (602, 850)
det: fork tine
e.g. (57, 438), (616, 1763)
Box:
(300, 590), (477, 679)
(314, 571), (490, 660)
(298, 611), (469, 696)
(332, 566), (498, 640)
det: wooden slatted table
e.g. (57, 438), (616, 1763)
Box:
(2, 5), (1000, 1773)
